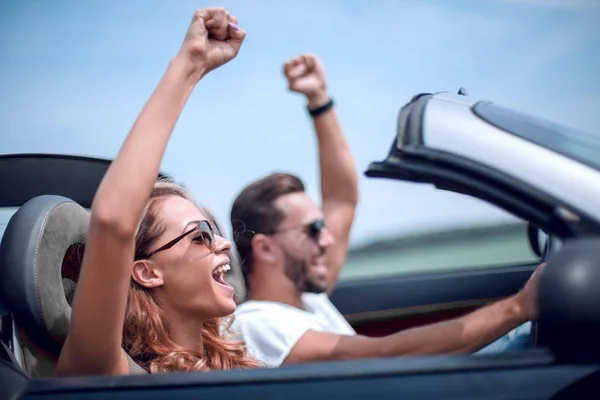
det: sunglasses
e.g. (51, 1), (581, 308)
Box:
(268, 219), (326, 242)
(140, 219), (221, 260)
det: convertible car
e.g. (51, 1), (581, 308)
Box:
(1, 91), (599, 399)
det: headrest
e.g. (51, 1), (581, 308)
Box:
(0, 195), (89, 356)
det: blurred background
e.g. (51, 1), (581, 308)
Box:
(1, 0), (598, 282)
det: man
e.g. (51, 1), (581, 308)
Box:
(230, 53), (542, 368)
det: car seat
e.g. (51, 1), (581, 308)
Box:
(0, 195), (89, 377)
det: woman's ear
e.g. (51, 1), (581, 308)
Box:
(132, 259), (164, 288)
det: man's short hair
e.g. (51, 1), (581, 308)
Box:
(230, 173), (305, 280)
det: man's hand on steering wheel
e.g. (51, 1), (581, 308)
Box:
(513, 263), (547, 322)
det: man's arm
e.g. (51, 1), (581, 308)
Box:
(284, 265), (543, 364)
(283, 54), (359, 294)
(286, 295), (525, 364)
(310, 91), (358, 294)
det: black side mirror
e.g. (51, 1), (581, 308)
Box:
(538, 237), (600, 363)
(527, 223), (548, 258)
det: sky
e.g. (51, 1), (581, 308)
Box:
(1, 0), (599, 246)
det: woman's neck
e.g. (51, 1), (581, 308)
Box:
(159, 302), (206, 354)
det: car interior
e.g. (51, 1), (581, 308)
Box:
(1, 146), (600, 399)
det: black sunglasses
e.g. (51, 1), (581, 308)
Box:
(268, 219), (326, 242)
(139, 219), (221, 260)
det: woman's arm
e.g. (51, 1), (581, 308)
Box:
(56, 8), (246, 376)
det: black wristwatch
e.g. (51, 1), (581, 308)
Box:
(307, 98), (334, 118)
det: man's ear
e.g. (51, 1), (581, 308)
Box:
(252, 234), (279, 266)
(132, 259), (164, 288)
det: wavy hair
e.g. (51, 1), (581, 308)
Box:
(122, 180), (261, 373)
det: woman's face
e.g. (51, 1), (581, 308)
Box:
(146, 195), (236, 319)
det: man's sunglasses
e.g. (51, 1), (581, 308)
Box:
(267, 219), (326, 242)
(139, 219), (221, 260)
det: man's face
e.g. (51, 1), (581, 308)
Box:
(271, 192), (335, 293)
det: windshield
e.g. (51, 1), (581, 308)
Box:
(473, 101), (600, 171)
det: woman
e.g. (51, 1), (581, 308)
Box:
(56, 7), (260, 375)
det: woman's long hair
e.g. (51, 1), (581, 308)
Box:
(122, 180), (261, 373)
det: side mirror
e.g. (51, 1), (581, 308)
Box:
(527, 223), (548, 258)
(538, 237), (600, 363)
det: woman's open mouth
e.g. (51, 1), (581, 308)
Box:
(212, 264), (232, 288)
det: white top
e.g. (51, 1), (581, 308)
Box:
(231, 293), (356, 367)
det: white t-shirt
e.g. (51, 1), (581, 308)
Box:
(231, 293), (356, 367)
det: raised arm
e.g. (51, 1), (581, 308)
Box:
(285, 265), (543, 364)
(56, 8), (246, 376)
(283, 54), (359, 294)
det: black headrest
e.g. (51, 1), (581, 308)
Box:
(0, 195), (89, 356)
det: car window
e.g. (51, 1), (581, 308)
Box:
(473, 101), (600, 171)
(0, 207), (19, 243)
(340, 186), (538, 281)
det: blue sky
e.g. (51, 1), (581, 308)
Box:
(1, 0), (599, 246)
